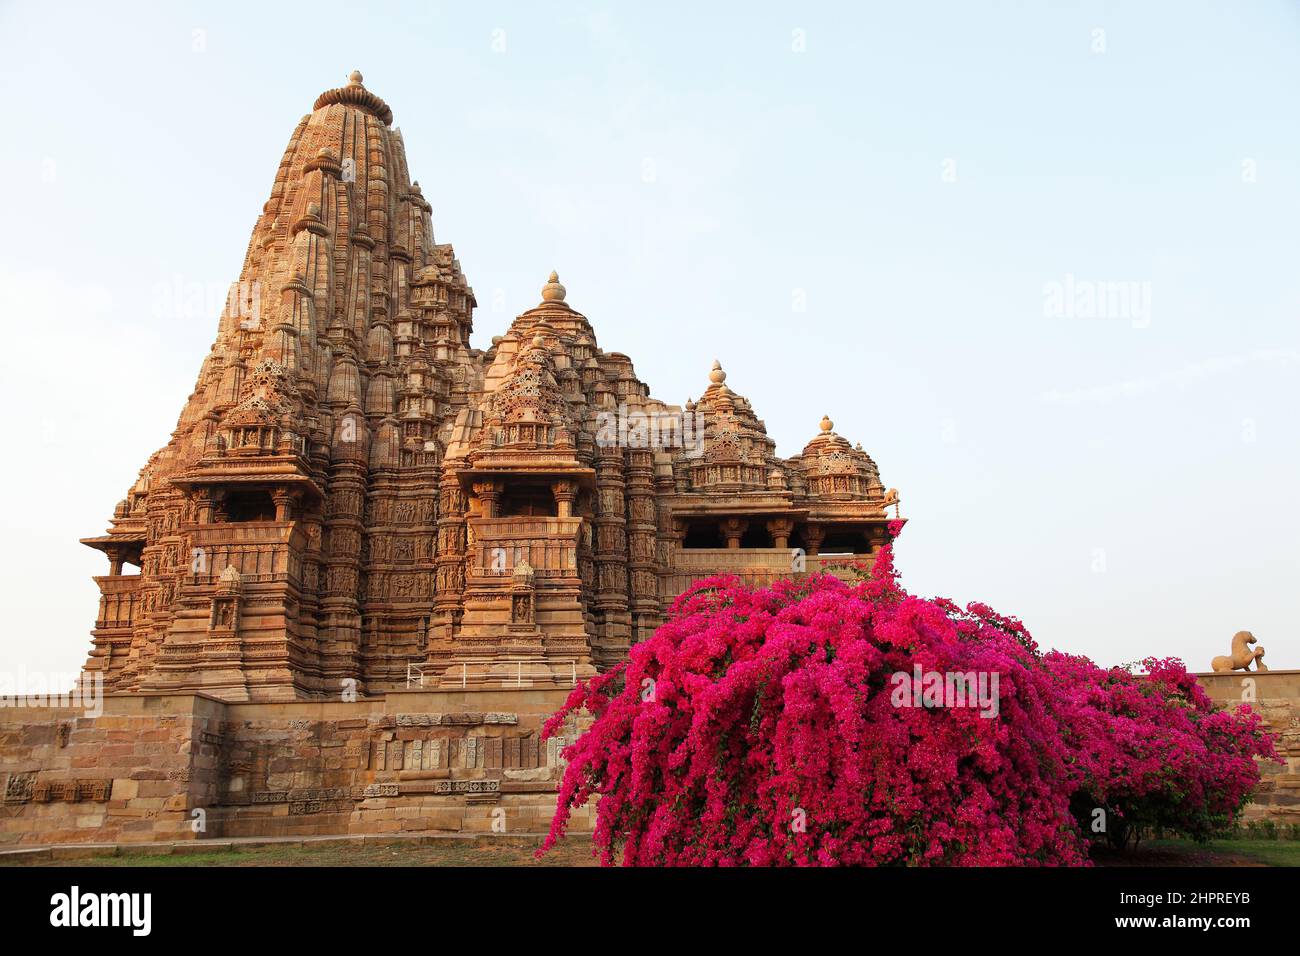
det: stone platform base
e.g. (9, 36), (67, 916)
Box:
(4, 670), (1296, 846)
(0, 688), (592, 846)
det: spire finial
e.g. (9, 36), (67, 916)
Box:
(819, 414), (834, 433)
(541, 270), (566, 303)
(708, 360), (726, 385)
(315, 70), (393, 125)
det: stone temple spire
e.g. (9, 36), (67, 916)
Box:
(79, 73), (898, 703)
(80, 71), (476, 700)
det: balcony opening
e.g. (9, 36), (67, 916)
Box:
(820, 530), (863, 554)
(222, 490), (276, 523)
(682, 521), (724, 549)
(499, 485), (557, 518)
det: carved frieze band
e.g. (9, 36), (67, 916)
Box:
(4, 774), (110, 803)
(395, 712), (518, 726)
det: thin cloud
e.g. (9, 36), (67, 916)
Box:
(1041, 350), (1300, 405)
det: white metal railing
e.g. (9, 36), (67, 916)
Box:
(403, 658), (577, 686)
(406, 662), (438, 688)
(408, 659), (579, 689)
(457, 658), (578, 689)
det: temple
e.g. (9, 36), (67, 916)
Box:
(80, 72), (900, 702)
(7, 73), (1293, 851)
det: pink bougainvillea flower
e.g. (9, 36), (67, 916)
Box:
(539, 538), (1277, 866)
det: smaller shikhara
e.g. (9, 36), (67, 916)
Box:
(540, 530), (1276, 866)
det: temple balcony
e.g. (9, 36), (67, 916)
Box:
(662, 547), (877, 601)
(466, 516), (582, 583)
(92, 574), (143, 629)
(186, 521), (306, 586)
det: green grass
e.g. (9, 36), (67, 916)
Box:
(1, 835), (599, 868)
(1093, 838), (1300, 867)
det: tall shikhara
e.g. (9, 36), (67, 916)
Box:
(82, 73), (901, 701)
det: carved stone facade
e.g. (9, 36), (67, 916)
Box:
(80, 72), (899, 702)
(0, 691), (594, 845)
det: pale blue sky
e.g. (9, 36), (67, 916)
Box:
(2, 0), (1298, 681)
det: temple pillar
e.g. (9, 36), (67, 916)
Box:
(721, 517), (748, 550)
(625, 449), (659, 644)
(670, 518), (688, 556)
(593, 445), (631, 666)
(472, 479), (503, 519)
(766, 518), (794, 551)
(428, 469), (468, 648)
(551, 479), (578, 519)
(272, 488), (298, 523)
(804, 524), (825, 556)
(319, 407), (370, 694)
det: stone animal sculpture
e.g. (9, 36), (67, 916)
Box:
(1211, 631), (1261, 672)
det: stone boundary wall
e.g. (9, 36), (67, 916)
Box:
(3, 671), (1295, 845)
(0, 689), (591, 846)
(1193, 669), (1300, 821)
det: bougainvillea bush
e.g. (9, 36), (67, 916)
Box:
(539, 530), (1276, 866)
(1045, 652), (1275, 849)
